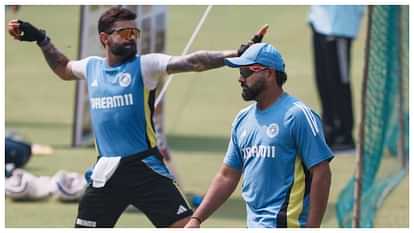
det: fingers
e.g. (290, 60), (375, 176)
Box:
(159, 148), (171, 161)
(7, 19), (21, 40)
(256, 24), (269, 37)
(251, 24), (270, 43)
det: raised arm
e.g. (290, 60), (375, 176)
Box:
(166, 50), (237, 74)
(165, 24), (269, 75)
(7, 19), (79, 81)
(38, 42), (78, 81)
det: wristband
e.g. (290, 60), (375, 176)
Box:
(37, 36), (50, 47)
(191, 216), (202, 223)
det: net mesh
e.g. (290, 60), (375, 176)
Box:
(336, 5), (409, 227)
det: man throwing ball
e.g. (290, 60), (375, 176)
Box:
(8, 7), (263, 228)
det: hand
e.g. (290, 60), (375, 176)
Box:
(159, 147), (171, 161)
(7, 19), (21, 40)
(237, 24), (269, 56)
(7, 19), (47, 44)
(184, 218), (201, 228)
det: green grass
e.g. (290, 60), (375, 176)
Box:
(5, 5), (408, 228)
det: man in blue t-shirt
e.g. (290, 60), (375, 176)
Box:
(7, 7), (262, 228)
(186, 43), (334, 228)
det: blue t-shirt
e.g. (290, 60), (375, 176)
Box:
(74, 55), (173, 179)
(309, 5), (365, 38)
(224, 93), (333, 228)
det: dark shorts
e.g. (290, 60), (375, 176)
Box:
(75, 155), (193, 228)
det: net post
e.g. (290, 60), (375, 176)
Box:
(353, 5), (374, 228)
(397, 6), (408, 170)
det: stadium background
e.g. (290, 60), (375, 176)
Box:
(4, 5), (409, 227)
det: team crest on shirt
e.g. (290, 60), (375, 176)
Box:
(91, 79), (98, 87)
(117, 73), (132, 87)
(240, 129), (247, 139)
(266, 123), (279, 138)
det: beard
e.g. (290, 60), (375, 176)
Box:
(109, 40), (137, 62)
(241, 78), (266, 101)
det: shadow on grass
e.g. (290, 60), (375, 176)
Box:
(123, 196), (337, 225)
(50, 144), (96, 150)
(167, 134), (229, 154)
(6, 121), (71, 129)
(8, 198), (50, 204)
(6, 123), (228, 154)
(124, 194), (246, 221)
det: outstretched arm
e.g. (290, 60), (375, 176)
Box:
(166, 50), (237, 74)
(38, 42), (78, 81)
(185, 164), (241, 228)
(7, 19), (79, 81)
(165, 24), (269, 75)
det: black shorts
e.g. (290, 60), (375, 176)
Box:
(75, 155), (193, 228)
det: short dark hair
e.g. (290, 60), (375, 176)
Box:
(98, 7), (136, 33)
(275, 71), (287, 87)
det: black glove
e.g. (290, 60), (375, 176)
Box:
(237, 43), (252, 57)
(251, 33), (265, 44)
(17, 20), (48, 45)
(237, 25), (268, 56)
(237, 34), (265, 56)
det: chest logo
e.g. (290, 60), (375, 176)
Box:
(266, 123), (279, 138)
(91, 79), (98, 87)
(240, 129), (247, 139)
(118, 73), (132, 87)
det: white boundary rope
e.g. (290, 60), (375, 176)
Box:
(154, 5), (213, 108)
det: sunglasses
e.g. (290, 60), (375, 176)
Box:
(108, 27), (140, 40)
(239, 65), (269, 78)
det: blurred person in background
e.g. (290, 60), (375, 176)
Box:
(308, 5), (365, 151)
